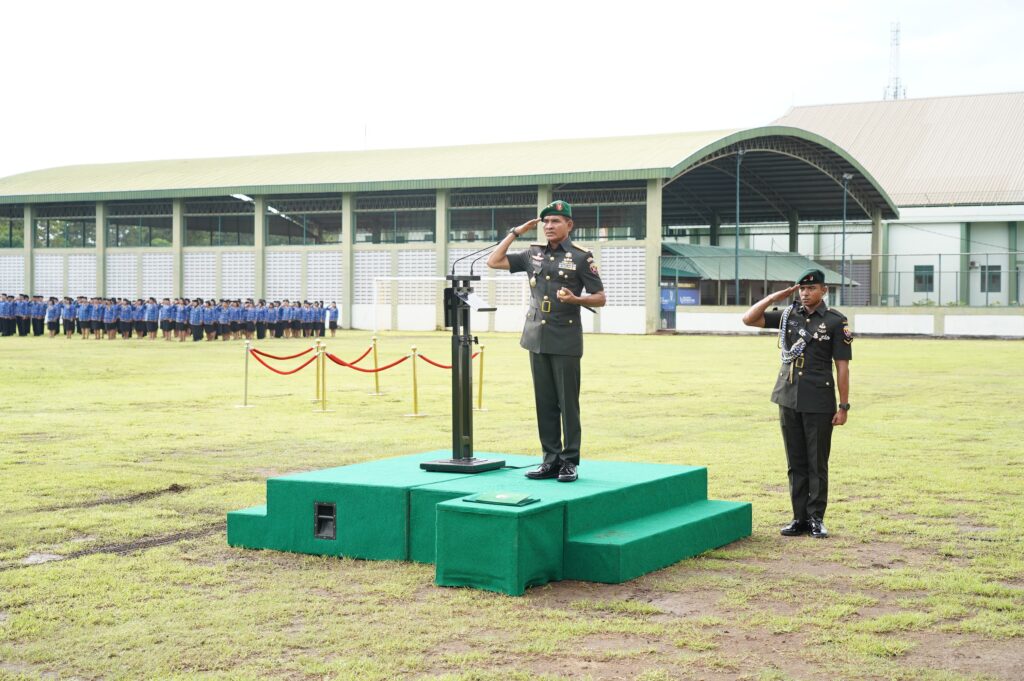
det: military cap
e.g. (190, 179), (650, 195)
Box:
(540, 200), (572, 219)
(796, 268), (826, 285)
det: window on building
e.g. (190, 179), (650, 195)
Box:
(184, 197), (255, 246)
(981, 265), (1001, 293)
(34, 204), (96, 248)
(266, 196), (343, 246)
(106, 201), (172, 247)
(354, 192), (435, 243)
(555, 184), (646, 241)
(449, 188), (537, 242)
(913, 265), (934, 293)
(0, 205), (24, 248)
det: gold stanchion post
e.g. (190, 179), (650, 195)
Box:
(311, 341), (322, 402)
(405, 345), (426, 417)
(473, 344), (487, 412)
(236, 340), (255, 408)
(313, 344), (334, 413)
(369, 336), (383, 395)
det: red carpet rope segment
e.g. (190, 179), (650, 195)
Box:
(325, 351), (409, 373)
(249, 350), (319, 375)
(416, 352), (480, 370)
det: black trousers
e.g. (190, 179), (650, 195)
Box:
(779, 406), (834, 521)
(529, 352), (582, 467)
(31, 318), (44, 336)
(192, 325), (204, 342)
(256, 322), (266, 340)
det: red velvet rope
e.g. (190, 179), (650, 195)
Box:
(326, 352), (410, 373)
(417, 352), (481, 370)
(346, 346), (373, 366)
(250, 351), (319, 375)
(251, 347), (314, 361)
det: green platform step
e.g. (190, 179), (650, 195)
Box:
(227, 451), (752, 596)
(565, 499), (752, 583)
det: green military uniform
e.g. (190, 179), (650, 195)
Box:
(762, 270), (853, 523)
(506, 201), (604, 469)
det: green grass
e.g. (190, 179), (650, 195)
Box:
(0, 331), (1022, 680)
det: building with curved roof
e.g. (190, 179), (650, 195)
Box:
(0, 124), (899, 333)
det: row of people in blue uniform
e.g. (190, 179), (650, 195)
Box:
(0, 294), (341, 341)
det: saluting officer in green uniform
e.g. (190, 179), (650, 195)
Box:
(487, 200), (606, 482)
(742, 269), (853, 538)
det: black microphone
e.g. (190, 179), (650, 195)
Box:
(468, 246), (499, 276)
(450, 235), (509, 276)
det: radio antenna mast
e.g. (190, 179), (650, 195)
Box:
(883, 22), (907, 100)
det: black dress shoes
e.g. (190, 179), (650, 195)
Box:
(525, 463), (560, 480)
(780, 519), (811, 536)
(809, 517), (828, 538)
(557, 462), (578, 483)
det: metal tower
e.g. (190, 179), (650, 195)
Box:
(884, 22), (907, 100)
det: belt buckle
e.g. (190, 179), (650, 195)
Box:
(541, 300), (552, 313)
(795, 356), (805, 368)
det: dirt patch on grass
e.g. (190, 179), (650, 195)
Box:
(0, 523), (224, 572)
(898, 630), (1024, 680)
(63, 522), (225, 558)
(37, 483), (189, 512)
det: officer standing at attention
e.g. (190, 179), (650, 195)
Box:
(487, 200), (606, 482)
(742, 268), (853, 539)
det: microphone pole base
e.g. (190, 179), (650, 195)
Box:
(420, 457), (505, 474)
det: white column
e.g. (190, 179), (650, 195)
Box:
(341, 192), (354, 328)
(23, 204), (33, 295)
(253, 196), (266, 299)
(645, 179), (663, 333)
(95, 202), (106, 297)
(435, 188), (448, 329)
(171, 199), (184, 297)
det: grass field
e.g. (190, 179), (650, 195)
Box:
(0, 330), (1022, 681)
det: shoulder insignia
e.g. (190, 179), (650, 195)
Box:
(572, 243), (592, 254)
(827, 308), (844, 318)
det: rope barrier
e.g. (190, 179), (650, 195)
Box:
(250, 350), (319, 375)
(346, 346), (373, 366)
(326, 352), (410, 373)
(417, 352), (480, 370)
(251, 347), (314, 361)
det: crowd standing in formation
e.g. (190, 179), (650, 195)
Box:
(0, 295), (341, 341)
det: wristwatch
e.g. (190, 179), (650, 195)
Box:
(508, 228), (519, 239)
(838, 403), (851, 411)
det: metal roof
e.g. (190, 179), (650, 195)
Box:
(774, 91), (1024, 207)
(662, 242), (857, 286)
(0, 128), (899, 224)
(0, 130), (736, 203)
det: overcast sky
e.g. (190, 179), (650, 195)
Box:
(1, 0), (1021, 179)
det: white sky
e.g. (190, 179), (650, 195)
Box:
(1, 0), (1022, 179)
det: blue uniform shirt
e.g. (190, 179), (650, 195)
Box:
(103, 305), (116, 323)
(189, 306), (203, 325)
(144, 303), (159, 322)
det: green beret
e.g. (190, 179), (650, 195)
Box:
(796, 268), (826, 285)
(540, 200), (572, 219)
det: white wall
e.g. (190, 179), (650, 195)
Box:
(967, 223), (1010, 306)
(886, 222), (962, 305)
